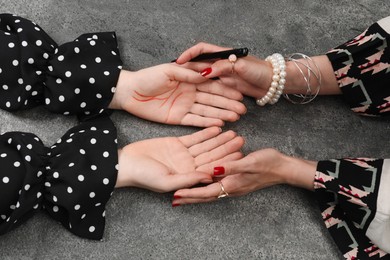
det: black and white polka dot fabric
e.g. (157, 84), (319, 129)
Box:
(0, 13), (122, 116)
(0, 116), (118, 240)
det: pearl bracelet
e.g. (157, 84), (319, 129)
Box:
(256, 53), (286, 106)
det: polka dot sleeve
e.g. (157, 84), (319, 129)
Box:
(0, 13), (123, 116)
(0, 116), (118, 240)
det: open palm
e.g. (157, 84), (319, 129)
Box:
(115, 127), (244, 192)
(112, 64), (246, 127)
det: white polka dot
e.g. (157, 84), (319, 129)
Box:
(74, 204), (80, 210)
(80, 149), (86, 154)
(27, 144), (33, 149)
(43, 53), (49, 59)
(2, 85), (8, 90)
(56, 78), (62, 84)
(96, 93), (102, 99)
(111, 51), (117, 56)
(1, 215), (6, 220)
(25, 155), (31, 162)
(37, 192), (42, 198)
(25, 85), (32, 91)
(10, 205), (15, 210)
(58, 55), (64, 61)
(66, 138), (73, 143)
(53, 206), (59, 212)
(103, 151), (109, 158)
(45, 98), (50, 105)
(90, 138), (96, 144)
(74, 88), (81, 94)
(33, 204), (39, 209)
(53, 172), (59, 178)
(92, 35), (98, 39)
(13, 60), (19, 66)
(18, 78), (23, 84)
(16, 202), (20, 208)
(53, 196), (58, 202)
(45, 182), (51, 187)
(63, 111), (70, 115)
(24, 184), (30, 190)
(21, 41), (28, 47)
(34, 27), (41, 31)
(36, 40), (42, 46)
(65, 71), (72, 77)
(1, 153), (7, 158)
(103, 178), (109, 185)
(115, 164), (119, 170)
(91, 165), (97, 171)
(104, 71), (110, 76)
(69, 162), (74, 167)
(74, 47), (80, 53)
(81, 214), (86, 219)
(48, 66), (53, 72)
(8, 42), (15, 48)
(5, 102), (11, 108)
(0, 68), (2, 74)
(2, 177), (9, 183)
(67, 187), (73, 193)
(28, 58), (34, 64)
(16, 145), (21, 150)
(14, 161), (20, 167)
(80, 102), (86, 108)
(78, 175), (84, 181)
(89, 77), (95, 84)
(111, 87), (116, 93)
(17, 28), (23, 33)
(90, 40), (96, 46)
(102, 211), (106, 217)
(95, 57), (101, 63)
(89, 192), (95, 198)
(37, 171), (43, 177)
(80, 64), (87, 69)
(59, 95), (65, 102)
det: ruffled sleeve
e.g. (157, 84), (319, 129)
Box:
(0, 13), (122, 116)
(326, 16), (390, 116)
(0, 116), (118, 240)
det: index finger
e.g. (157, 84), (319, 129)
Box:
(176, 42), (230, 64)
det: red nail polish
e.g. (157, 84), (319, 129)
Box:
(200, 68), (212, 77)
(214, 166), (225, 175)
(173, 195), (182, 199)
(172, 203), (181, 207)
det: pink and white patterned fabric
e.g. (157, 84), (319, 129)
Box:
(315, 17), (390, 259)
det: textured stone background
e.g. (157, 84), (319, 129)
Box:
(1, 0), (390, 259)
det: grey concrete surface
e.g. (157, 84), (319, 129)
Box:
(1, 0), (390, 259)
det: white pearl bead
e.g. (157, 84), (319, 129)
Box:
(272, 75), (280, 81)
(271, 81), (278, 88)
(280, 71), (287, 78)
(269, 86), (276, 94)
(279, 78), (286, 85)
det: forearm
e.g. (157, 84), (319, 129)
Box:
(284, 55), (341, 95)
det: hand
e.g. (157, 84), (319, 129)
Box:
(176, 42), (341, 97)
(115, 127), (244, 193)
(172, 148), (317, 205)
(109, 63), (247, 127)
(175, 42), (273, 99)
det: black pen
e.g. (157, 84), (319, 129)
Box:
(171, 47), (249, 62)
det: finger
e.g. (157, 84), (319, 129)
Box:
(180, 113), (224, 128)
(162, 171), (213, 192)
(195, 92), (247, 115)
(176, 42), (230, 64)
(196, 151), (243, 173)
(189, 103), (240, 122)
(188, 130), (237, 157)
(178, 126), (221, 147)
(174, 182), (222, 199)
(196, 81), (243, 101)
(195, 136), (245, 167)
(199, 58), (249, 79)
(175, 61), (212, 72)
(167, 65), (208, 84)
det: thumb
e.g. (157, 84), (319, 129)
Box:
(164, 171), (213, 191)
(168, 65), (208, 84)
(213, 156), (252, 177)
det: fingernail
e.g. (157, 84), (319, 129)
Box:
(213, 166), (225, 176)
(173, 195), (182, 199)
(200, 68), (212, 77)
(172, 203), (181, 207)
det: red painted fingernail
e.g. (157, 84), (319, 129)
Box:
(173, 195), (182, 199)
(213, 166), (225, 175)
(172, 203), (181, 207)
(200, 67), (212, 77)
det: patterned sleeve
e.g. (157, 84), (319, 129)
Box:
(0, 116), (118, 240)
(0, 13), (122, 116)
(326, 17), (390, 116)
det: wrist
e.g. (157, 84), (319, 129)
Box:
(108, 70), (138, 111)
(278, 153), (317, 191)
(115, 148), (133, 188)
